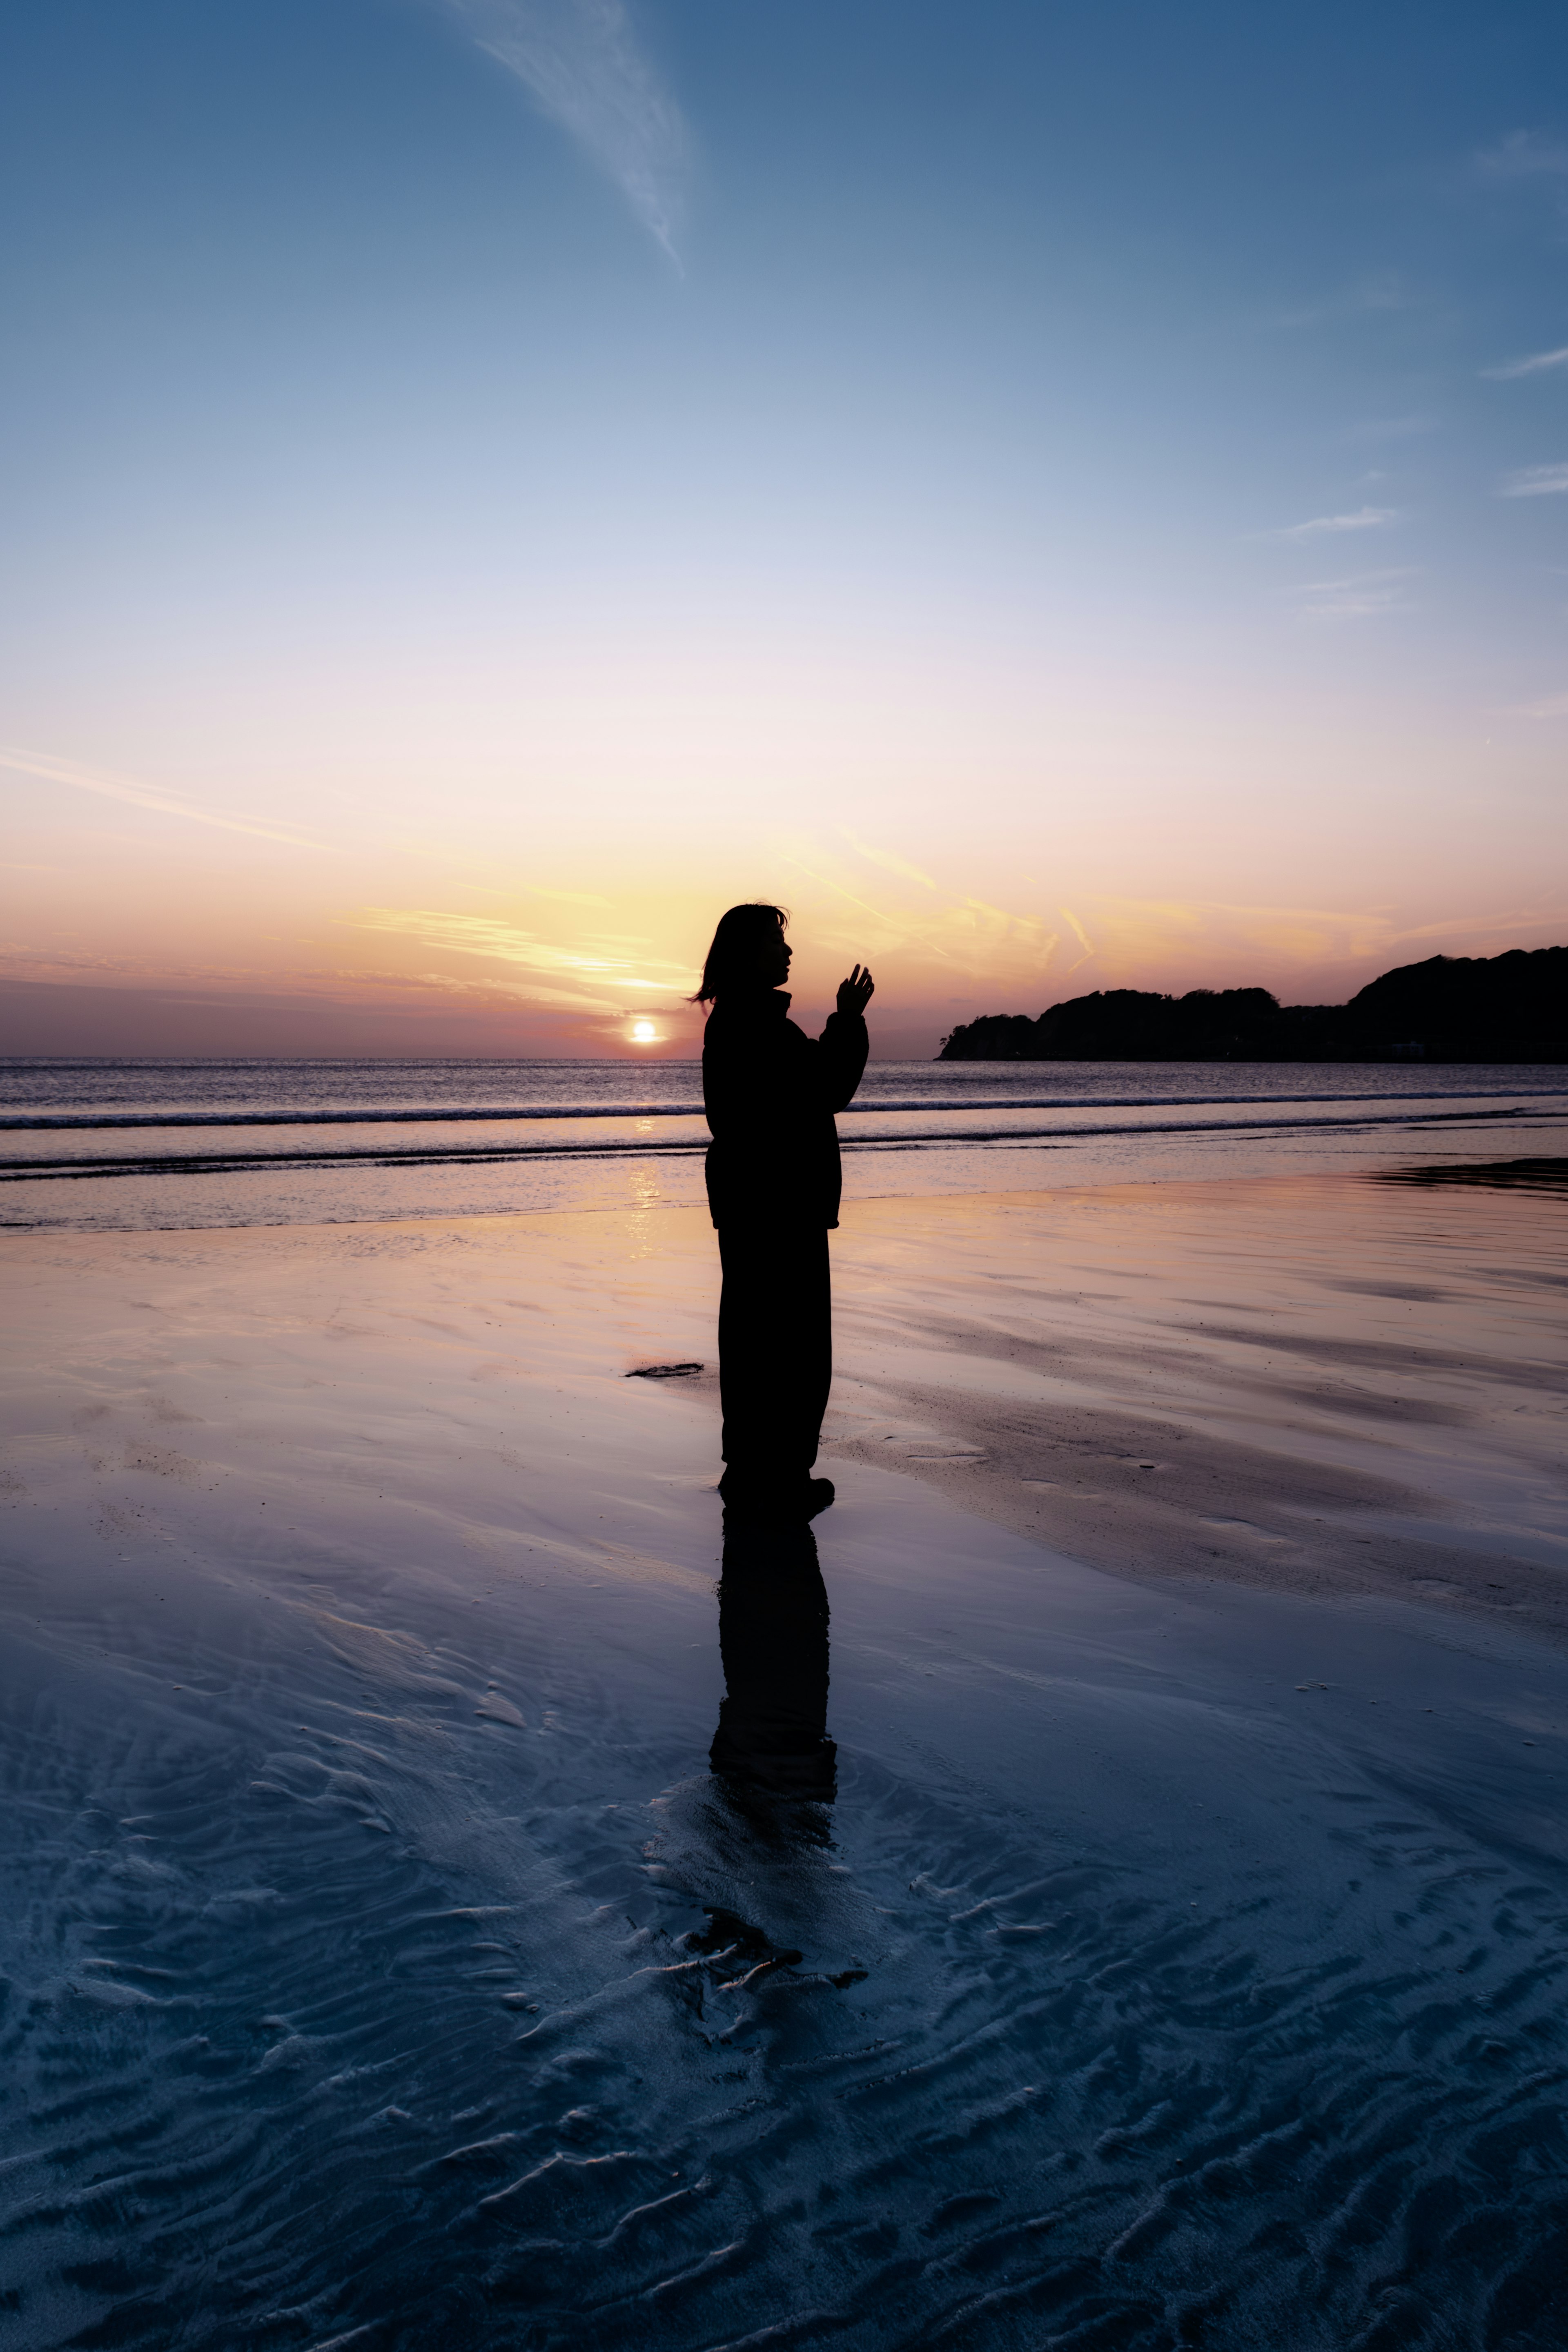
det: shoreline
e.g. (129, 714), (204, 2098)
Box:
(3, 1159), (1562, 1652)
(5, 1064), (1566, 1240)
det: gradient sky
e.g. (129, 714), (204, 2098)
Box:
(3, 0), (1566, 1058)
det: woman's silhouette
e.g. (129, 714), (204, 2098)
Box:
(695, 905), (873, 1521)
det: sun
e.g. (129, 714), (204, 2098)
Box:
(630, 1020), (659, 1045)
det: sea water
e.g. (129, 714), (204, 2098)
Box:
(4, 1055), (1567, 1230)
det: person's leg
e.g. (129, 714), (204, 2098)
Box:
(717, 1225), (773, 1496)
(791, 1227), (832, 1479)
(717, 1224), (833, 1505)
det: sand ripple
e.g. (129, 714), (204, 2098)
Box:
(2, 1560), (1566, 2351)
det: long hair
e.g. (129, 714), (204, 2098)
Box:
(691, 903), (788, 1004)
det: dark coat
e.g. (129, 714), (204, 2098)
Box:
(702, 989), (869, 1230)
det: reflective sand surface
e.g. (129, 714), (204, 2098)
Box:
(2, 1179), (1566, 2348)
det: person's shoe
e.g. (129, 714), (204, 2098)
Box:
(719, 1471), (834, 1523)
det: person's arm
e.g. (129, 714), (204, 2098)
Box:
(817, 964), (873, 1110)
(701, 1031), (728, 1135)
(702, 1006), (755, 1136)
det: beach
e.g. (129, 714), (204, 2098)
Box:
(2, 1134), (1566, 2349)
(826, 1165), (1568, 1640)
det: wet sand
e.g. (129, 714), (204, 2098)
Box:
(1, 1171), (1566, 2349)
(824, 1165), (1568, 1643)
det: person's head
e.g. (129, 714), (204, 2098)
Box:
(692, 903), (791, 1002)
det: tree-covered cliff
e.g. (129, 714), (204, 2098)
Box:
(937, 947), (1567, 1062)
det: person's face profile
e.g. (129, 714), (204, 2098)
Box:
(755, 927), (791, 987)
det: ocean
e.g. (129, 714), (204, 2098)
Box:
(5, 1055), (1567, 1229)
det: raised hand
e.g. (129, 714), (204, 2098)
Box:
(836, 964), (875, 1018)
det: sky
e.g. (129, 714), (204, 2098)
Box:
(2, 0), (1566, 1059)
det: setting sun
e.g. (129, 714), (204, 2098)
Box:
(630, 1020), (659, 1045)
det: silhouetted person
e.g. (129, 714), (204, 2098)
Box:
(710, 1520), (836, 1801)
(695, 903), (873, 1521)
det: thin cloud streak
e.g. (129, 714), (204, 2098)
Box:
(407, 967), (614, 1013)
(1345, 415), (1437, 441)
(1046, 895), (1568, 994)
(1062, 893), (1403, 984)
(775, 842), (1061, 985)
(1292, 567), (1416, 621)
(1482, 344), (1568, 381)
(1476, 131), (1568, 180)
(837, 829), (938, 891)
(325, 963), (620, 1014)
(0, 748), (328, 849)
(442, 0), (688, 256)
(1274, 507), (1397, 540)
(347, 906), (695, 1006)
(1059, 905), (1095, 975)
(1500, 463), (1568, 498)
(778, 855), (917, 943)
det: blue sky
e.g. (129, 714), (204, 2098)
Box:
(2, 0), (1566, 1054)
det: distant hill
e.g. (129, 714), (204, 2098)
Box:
(936, 947), (1568, 1062)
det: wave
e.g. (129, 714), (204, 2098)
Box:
(3, 1082), (1566, 1135)
(3, 1098), (1561, 1183)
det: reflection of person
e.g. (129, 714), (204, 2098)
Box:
(694, 904), (873, 1521)
(710, 1521), (836, 1800)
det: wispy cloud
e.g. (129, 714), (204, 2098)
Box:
(347, 906), (694, 1006)
(1474, 132), (1568, 229)
(369, 964), (620, 1013)
(442, 0), (687, 257)
(320, 963), (610, 1013)
(1068, 894), (1567, 984)
(1500, 463), (1568, 497)
(1345, 414), (1438, 441)
(1292, 567), (1417, 621)
(1274, 273), (1422, 332)
(406, 967), (611, 1012)
(0, 943), (127, 976)
(1056, 907), (1096, 976)
(1381, 906), (1568, 948)
(0, 746), (327, 849)
(1073, 894), (1391, 969)
(1506, 691), (1568, 719)
(1476, 130), (1568, 181)
(1482, 343), (1568, 381)
(773, 841), (1060, 988)
(777, 857), (911, 941)
(350, 908), (620, 972)
(837, 829), (937, 891)
(1273, 506), (1398, 541)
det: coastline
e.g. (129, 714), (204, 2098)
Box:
(4, 1158), (1563, 1651)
